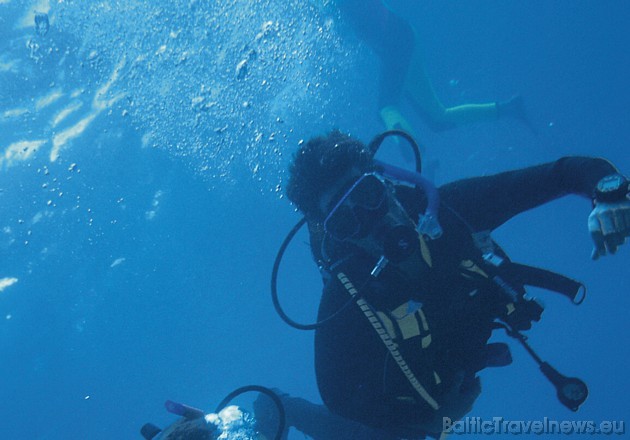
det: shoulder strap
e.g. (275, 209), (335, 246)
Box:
(472, 230), (585, 305)
(335, 271), (441, 411)
(499, 262), (586, 305)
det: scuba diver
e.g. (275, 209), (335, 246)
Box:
(274, 130), (629, 438)
(336, 0), (533, 135)
(141, 388), (404, 440)
(141, 403), (258, 440)
(140, 386), (286, 440)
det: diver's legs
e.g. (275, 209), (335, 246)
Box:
(403, 37), (499, 130)
(403, 29), (534, 132)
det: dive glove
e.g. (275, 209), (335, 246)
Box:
(588, 174), (630, 259)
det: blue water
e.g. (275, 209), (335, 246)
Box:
(0, 1), (628, 439)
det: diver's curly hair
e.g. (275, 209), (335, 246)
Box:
(286, 130), (374, 220)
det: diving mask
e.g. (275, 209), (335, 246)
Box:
(323, 173), (389, 242)
(323, 173), (422, 266)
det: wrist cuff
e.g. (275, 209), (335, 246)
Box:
(594, 173), (629, 203)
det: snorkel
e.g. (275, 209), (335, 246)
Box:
(369, 131), (443, 271)
(374, 159), (442, 240)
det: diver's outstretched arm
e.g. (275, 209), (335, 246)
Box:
(254, 390), (399, 440)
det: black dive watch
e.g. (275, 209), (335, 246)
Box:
(594, 173), (630, 203)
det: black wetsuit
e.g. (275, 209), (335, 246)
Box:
(310, 157), (616, 439)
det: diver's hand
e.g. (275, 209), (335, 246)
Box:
(588, 199), (630, 259)
(423, 372), (481, 434)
